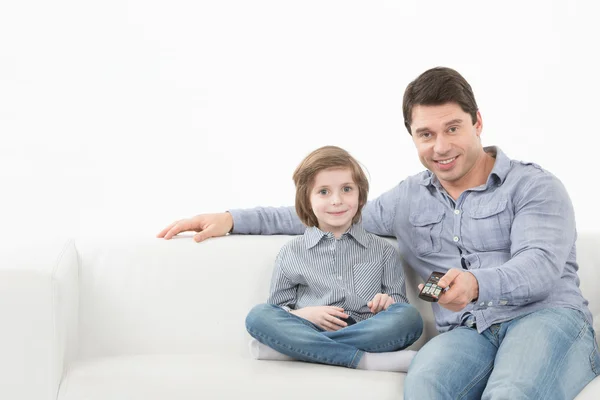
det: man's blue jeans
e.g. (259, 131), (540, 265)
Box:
(404, 307), (600, 400)
(245, 302), (423, 368)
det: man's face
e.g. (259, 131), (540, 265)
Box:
(410, 102), (483, 189)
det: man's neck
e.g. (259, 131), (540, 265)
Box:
(441, 150), (496, 200)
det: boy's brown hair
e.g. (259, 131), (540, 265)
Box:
(292, 146), (369, 227)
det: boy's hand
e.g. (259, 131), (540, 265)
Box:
(367, 293), (395, 314)
(290, 306), (349, 331)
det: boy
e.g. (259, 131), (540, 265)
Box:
(245, 146), (423, 372)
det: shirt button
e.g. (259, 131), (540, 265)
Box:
(454, 209), (460, 215)
(453, 236), (460, 242)
(488, 301), (493, 307)
(480, 302), (485, 306)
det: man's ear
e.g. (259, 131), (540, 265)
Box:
(475, 111), (483, 137)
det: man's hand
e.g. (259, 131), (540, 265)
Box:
(156, 213), (234, 242)
(418, 268), (479, 312)
(291, 306), (349, 331)
(367, 293), (395, 314)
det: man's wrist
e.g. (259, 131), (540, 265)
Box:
(225, 211), (234, 233)
(468, 272), (479, 302)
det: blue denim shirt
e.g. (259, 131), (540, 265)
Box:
(230, 147), (592, 333)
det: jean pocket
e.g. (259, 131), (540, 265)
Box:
(409, 210), (444, 256)
(466, 198), (511, 251)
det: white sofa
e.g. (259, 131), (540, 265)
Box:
(1, 233), (599, 400)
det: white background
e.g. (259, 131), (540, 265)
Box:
(1, 0), (598, 245)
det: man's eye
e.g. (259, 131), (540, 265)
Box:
(420, 132), (431, 139)
(448, 126), (458, 133)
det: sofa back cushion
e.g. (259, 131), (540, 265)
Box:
(74, 233), (599, 359)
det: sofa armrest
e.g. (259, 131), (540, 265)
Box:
(0, 239), (79, 400)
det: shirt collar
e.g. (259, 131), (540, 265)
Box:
(418, 146), (510, 189)
(303, 224), (370, 249)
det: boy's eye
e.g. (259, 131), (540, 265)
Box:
(319, 189), (328, 195)
(343, 186), (353, 192)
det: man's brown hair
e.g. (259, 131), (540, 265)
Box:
(292, 146), (369, 227)
(403, 67), (479, 135)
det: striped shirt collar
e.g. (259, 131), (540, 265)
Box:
(303, 224), (370, 249)
(418, 146), (510, 189)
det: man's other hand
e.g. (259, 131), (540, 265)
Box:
(156, 212), (234, 242)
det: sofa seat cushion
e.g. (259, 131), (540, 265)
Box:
(58, 354), (406, 400)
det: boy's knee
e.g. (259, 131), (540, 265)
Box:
(245, 303), (280, 331)
(388, 303), (423, 332)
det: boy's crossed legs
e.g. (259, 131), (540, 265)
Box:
(245, 302), (423, 372)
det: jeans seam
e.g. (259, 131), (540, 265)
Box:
(536, 314), (588, 400)
(247, 327), (354, 368)
(589, 328), (600, 376)
(457, 359), (494, 400)
(349, 349), (364, 368)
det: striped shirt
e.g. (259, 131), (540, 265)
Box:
(268, 223), (408, 322)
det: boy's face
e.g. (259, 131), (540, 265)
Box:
(310, 167), (359, 237)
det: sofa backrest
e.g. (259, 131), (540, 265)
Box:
(74, 233), (600, 360)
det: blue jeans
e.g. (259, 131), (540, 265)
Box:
(245, 302), (423, 368)
(404, 307), (600, 400)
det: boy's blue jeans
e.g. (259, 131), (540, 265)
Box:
(245, 302), (423, 368)
(404, 307), (600, 400)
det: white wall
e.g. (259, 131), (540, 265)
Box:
(1, 0), (598, 245)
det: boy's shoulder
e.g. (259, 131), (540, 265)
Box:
(277, 234), (308, 258)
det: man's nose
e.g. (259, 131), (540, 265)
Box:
(433, 134), (451, 154)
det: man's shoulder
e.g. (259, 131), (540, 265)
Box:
(404, 170), (433, 186)
(506, 157), (560, 186)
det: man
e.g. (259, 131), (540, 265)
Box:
(157, 67), (599, 399)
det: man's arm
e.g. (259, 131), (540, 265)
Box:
(361, 183), (404, 237)
(229, 206), (305, 235)
(158, 181), (405, 240)
(469, 172), (576, 308)
(157, 207), (305, 242)
(232, 182), (406, 236)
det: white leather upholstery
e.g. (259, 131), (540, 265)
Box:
(1, 233), (598, 399)
(0, 239), (78, 400)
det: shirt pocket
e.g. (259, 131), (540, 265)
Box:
(352, 261), (382, 302)
(409, 209), (445, 256)
(465, 198), (511, 252)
